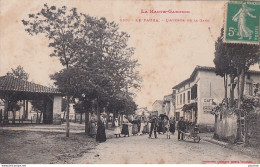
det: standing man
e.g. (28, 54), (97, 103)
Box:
(149, 117), (158, 138)
(177, 117), (185, 140)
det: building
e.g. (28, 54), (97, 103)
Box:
(0, 75), (62, 124)
(152, 100), (164, 116)
(172, 66), (260, 130)
(163, 94), (175, 119)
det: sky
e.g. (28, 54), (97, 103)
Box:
(0, 0), (259, 110)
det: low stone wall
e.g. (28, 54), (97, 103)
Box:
(214, 114), (237, 143)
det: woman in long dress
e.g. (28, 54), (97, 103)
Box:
(114, 118), (121, 138)
(96, 120), (106, 143)
(232, 3), (256, 40)
(169, 118), (176, 134)
(132, 120), (139, 135)
(89, 118), (97, 137)
(139, 121), (145, 135)
(121, 119), (129, 137)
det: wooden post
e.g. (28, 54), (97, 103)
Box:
(66, 95), (70, 137)
(19, 116), (20, 123)
(25, 100), (28, 120)
(0, 109), (2, 124)
(21, 115), (23, 124)
(12, 110), (15, 124)
(74, 111), (76, 123)
(3, 97), (9, 124)
(31, 116), (33, 124)
(36, 111), (39, 124)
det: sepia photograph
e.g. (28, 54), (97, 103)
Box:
(0, 0), (260, 165)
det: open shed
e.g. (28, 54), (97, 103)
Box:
(0, 75), (62, 124)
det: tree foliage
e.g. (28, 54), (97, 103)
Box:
(6, 65), (29, 81)
(214, 28), (260, 109)
(22, 4), (141, 127)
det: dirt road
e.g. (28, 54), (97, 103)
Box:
(74, 133), (259, 164)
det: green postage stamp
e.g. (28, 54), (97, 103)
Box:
(225, 1), (260, 44)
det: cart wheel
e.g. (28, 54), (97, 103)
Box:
(194, 136), (200, 143)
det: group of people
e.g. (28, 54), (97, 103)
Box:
(89, 115), (195, 143)
(148, 116), (176, 139)
(89, 117), (106, 143)
(113, 115), (177, 139)
(114, 117), (145, 137)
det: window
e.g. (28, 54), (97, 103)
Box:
(176, 112), (180, 121)
(183, 93), (185, 104)
(188, 91), (191, 103)
(180, 94), (182, 105)
(191, 84), (197, 99)
(177, 95), (179, 105)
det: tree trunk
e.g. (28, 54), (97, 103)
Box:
(120, 114), (123, 125)
(66, 95), (70, 137)
(85, 102), (91, 135)
(214, 114), (218, 138)
(237, 68), (246, 142)
(112, 109), (116, 127)
(80, 112), (83, 124)
(85, 108), (90, 134)
(97, 97), (100, 121)
(229, 74), (236, 108)
(238, 68), (245, 109)
(62, 111), (66, 124)
(224, 74), (228, 105)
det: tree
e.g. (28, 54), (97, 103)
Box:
(23, 4), (142, 136)
(214, 27), (260, 142)
(8, 100), (21, 124)
(214, 28), (237, 107)
(6, 66), (29, 121)
(23, 4), (84, 137)
(214, 28), (259, 109)
(7, 65), (29, 81)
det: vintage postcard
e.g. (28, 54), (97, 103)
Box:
(0, 0), (260, 165)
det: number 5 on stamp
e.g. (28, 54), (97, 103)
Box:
(224, 1), (260, 44)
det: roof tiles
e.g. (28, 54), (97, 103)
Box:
(0, 75), (61, 94)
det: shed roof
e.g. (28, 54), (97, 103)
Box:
(0, 75), (61, 95)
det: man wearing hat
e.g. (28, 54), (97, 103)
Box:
(177, 117), (185, 140)
(149, 117), (158, 138)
